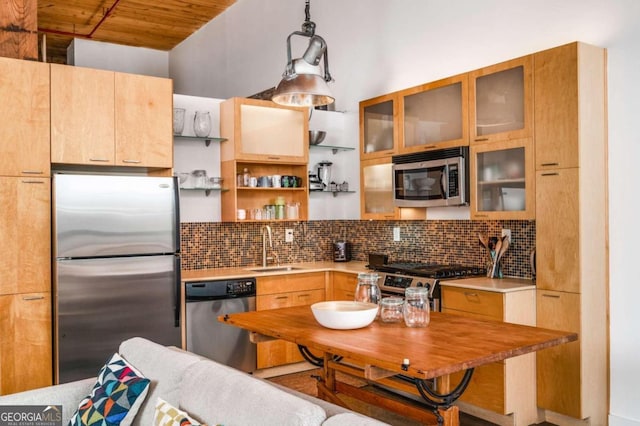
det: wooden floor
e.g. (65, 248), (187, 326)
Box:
(266, 368), (556, 426)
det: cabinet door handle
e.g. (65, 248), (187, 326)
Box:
(542, 293), (560, 298)
(541, 172), (559, 176)
(474, 214), (489, 218)
(121, 159), (141, 164)
(89, 158), (110, 162)
(21, 170), (44, 175)
(464, 292), (479, 297)
(21, 180), (45, 184)
(266, 156), (281, 160)
(23, 295), (45, 301)
(275, 295), (289, 300)
(474, 138), (489, 142)
(298, 293), (310, 298)
(422, 145), (437, 150)
(541, 162), (559, 167)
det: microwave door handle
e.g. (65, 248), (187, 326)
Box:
(440, 166), (447, 197)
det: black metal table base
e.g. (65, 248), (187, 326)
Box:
(297, 344), (474, 426)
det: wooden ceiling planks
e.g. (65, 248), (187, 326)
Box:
(37, 0), (236, 63)
(0, 0), (38, 60)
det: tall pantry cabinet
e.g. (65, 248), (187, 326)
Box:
(0, 57), (52, 394)
(534, 42), (607, 424)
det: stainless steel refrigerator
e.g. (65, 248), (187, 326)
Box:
(53, 173), (181, 383)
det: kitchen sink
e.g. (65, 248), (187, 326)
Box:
(246, 266), (306, 273)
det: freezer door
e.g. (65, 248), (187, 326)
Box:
(53, 174), (179, 258)
(56, 255), (181, 383)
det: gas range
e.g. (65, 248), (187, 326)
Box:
(368, 262), (485, 311)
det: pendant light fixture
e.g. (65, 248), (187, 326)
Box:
(271, 0), (335, 107)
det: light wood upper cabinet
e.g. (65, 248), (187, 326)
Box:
(115, 72), (173, 167)
(469, 55), (533, 144)
(0, 292), (52, 395)
(360, 93), (399, 159)
(220, 97), (308, 164)
(399, 74), (469, 153)
(0, 177), (51, 296)
(535, 42), (605, 171)
(51, 64), (115, 165)
(51, 64), (173, 168)
(0, 57), (50, 177)
(470, 138), (535, 220)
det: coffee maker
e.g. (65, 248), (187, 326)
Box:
(317, 161), (333, 191)
(333, 241), (351, 262)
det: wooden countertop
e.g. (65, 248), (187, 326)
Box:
(182, 261), (370, 282)
(440, 277), (535, 293)
(220, 305), (577, 380)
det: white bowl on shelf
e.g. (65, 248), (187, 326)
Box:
(311, 301), (378, 330)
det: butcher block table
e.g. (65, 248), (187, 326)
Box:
(220, 305), (577, 426)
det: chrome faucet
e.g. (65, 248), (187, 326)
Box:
(262, 225), (274, 267)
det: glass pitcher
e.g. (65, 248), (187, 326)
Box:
(354, 273), (381, 316)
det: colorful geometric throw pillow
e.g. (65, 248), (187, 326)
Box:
(68, 352), (150, 426)
(153, 398), (204, 426)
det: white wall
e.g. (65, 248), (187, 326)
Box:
(169, 1), (640, 424)
(68, 38), (169, 77)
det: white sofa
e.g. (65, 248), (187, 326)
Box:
(0, 337), (388, 426)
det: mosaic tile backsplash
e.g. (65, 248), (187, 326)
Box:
(181, 220), (536, 279)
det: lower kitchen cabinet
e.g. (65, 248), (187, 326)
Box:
(0, 292), (52, 395)
(536, 290), (582, 418)
(256, 272), (325, 369)
(329, 272), (358, 300)
(441, 285), (537, 426)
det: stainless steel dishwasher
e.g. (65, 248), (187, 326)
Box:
(185, 278), (256, 372)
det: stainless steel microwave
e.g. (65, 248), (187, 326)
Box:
(392, 147), (469, 208)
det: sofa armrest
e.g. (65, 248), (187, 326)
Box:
(0, 378), (95, 425)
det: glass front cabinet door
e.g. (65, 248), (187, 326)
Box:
(360, 158), (396, 219)
(469, 55), (533, 144)
(399, 74), (468, 153)
(470, 138), (535, 220)
(360, 93), (398, 159)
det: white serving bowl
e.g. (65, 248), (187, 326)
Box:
(311, 301), (379, 330)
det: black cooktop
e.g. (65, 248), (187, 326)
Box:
(370, 262), (485, 279)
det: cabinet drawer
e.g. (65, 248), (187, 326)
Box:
(330, 272), (358, 300)
(257, 289), (325, 310)
(441, 287), (503, 320)
(256, 272), (325, 295)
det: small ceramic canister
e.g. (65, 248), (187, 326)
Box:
(272, 175), (282, 188)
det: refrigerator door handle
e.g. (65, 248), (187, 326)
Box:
(172, 176), (181, 252)
(175, 255), (182, 328)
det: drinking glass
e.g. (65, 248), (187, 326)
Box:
(193, 111), (211, 137)
(173, 108), (185, 135)
(403, 287), (430, 327)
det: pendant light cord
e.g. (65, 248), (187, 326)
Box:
(302, 0), (316, 36)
